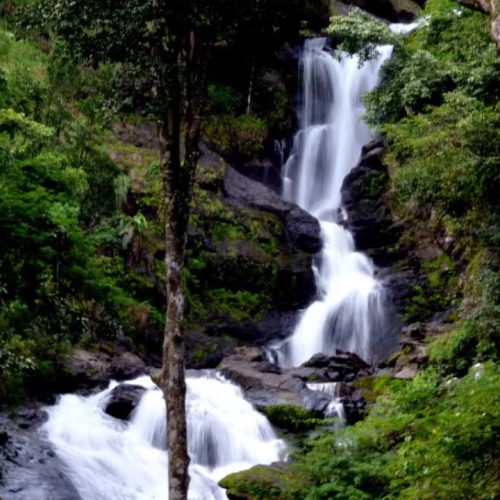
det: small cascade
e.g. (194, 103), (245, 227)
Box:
(271, 37), (398, 368)
(306, 382), (346, 422)
(273, 138), (288, 173)
(44, 374), (284, 500)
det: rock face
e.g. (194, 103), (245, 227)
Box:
(166, 152), (321, 369)
(223, 166), (321, 254)
(341, 138), (424, 322)
(331, 0), (422, 22)
(0, 409), (81, 500)
(218, 347), (371, 423)
(341, 137), (401, 267)
(104, 384), (146, 420)
(63, 348), (147, 392)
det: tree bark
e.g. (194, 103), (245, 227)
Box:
(151, 6), (211, 499)
(159, 110), (191, 500)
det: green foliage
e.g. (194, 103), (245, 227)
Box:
(220, 464), (302, 499)
(202, 113), (267, 160)
(404, 252), (458, 321)
(0, 24), (145, 403)
(263, 404), (327, 432)
(206, 84), (242, 115)
(229, 365), (500, 499)
(429, 269), (500, 374)
(385, 92), (500, 216)
(367, 48), (452, 122)
(365, 0), (498, 124)
(326, 9), (398, 63)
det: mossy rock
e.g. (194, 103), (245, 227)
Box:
(263, 404), (324, 432)
(220, 463), (306, 500)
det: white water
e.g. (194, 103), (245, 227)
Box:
(306, 382), (345, 422)
(274, 38), (397, 368)
(44, 374), (284, 500)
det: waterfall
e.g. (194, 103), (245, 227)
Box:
(41, 26), (420, 499)
(43, 374), (284, 500)
(274, 38), (396, 368)
(306, 382), (345, 422)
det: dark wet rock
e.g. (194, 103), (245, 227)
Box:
(199, 310), (300, 359)
(302, 350), (370, 374)
(235, 159), (283, 193)
(284, 206), (323, 254)
(341, 139), (426, 326)
(218, 347), (370, 422)
(63, 349), (147, 392)
(341, 143), (401, 266)
(0, 411), (81, 500)
(104, 384), (146, 421)
(184, 331), (236, 369)
(402, 322), (426, 340)
(223, 167), (321, 254)
(111, 121), (158, 149)
(254, 310), (300, 345)
(218, 347), (328, 410)
(196, 144), (227, 191)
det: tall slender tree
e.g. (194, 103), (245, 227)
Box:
(35, 0), (303, 496)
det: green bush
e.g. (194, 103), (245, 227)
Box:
(263, 404), (326, 432)
(230, 365), (500, 499)
(202, 113), (267, 160)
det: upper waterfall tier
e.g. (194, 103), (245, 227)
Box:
(273, 38), (396, 367)
(283, 38), (393, 219)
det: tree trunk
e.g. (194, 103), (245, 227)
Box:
(159, 89), (191, 500)
(153, 13), (210, 499)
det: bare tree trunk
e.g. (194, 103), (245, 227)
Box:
(159, 62), (191, 498)
(161, 200), (190, 500)
(152, 9), (210, 498)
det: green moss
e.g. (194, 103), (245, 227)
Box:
(184, 185), (291, 328)
(202, 113), (267, 160)
(220, 464), (300, 500)
(404, 253), (458, 321)
(262, 404), (327, 432)
(353, 373), (401, 404)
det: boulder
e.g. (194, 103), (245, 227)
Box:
(218, 346), (370, 421)
(63, 349), (146, 392)
(223, 167), (321, 254)
(104, 384), (147, 421)
(302, 350), (371, 380)
(185, 331), (236, 369)
(341, 143), (401, 265)
(0, 411), (81, 500)
(236, 159), (283, 193)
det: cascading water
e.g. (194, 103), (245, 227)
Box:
(271, 38), (398, 368)
(41, 25), (421, 500)
(44, 374), (284, 500)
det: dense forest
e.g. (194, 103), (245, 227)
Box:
(1, 0), (499, 498)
